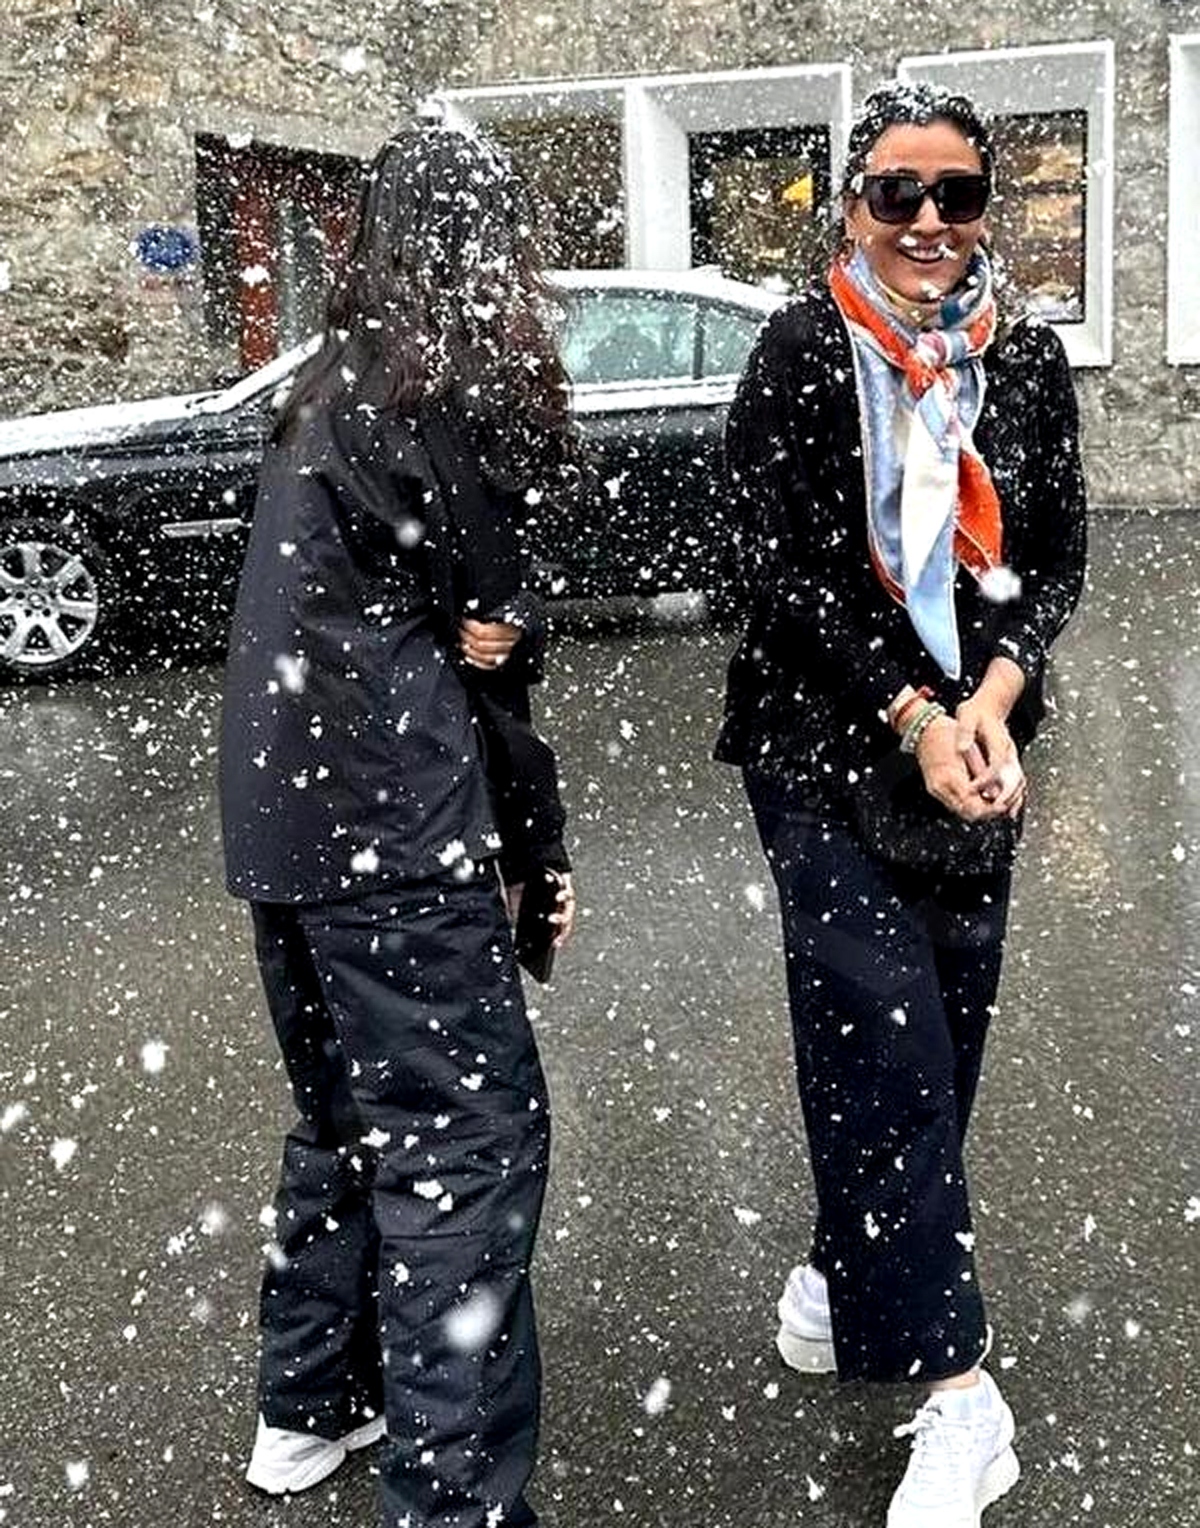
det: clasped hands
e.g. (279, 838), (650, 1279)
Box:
(907, 659), (1028, 823)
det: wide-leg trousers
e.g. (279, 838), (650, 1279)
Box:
(745, 770), (1012, 1383)
(249, 870), (550, 1528)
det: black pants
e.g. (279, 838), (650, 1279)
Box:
(250, 871), (549, 1528)
(745, 771), (1012, 1384)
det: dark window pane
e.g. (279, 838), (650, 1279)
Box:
(989, 109), (1088, 324)
(488, 114), (624, 269)
(689, 124), (832, 289)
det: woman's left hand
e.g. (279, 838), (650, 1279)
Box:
(549, 871), (577, 949)
(460, 618), (522, 669)
(504, 871), (577, 949)
(955, 705), (1025, 816)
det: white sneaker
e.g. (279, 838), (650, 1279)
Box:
(775, 1263), (836, 1374)
(887, 1370), (1019, 1527)
(245, 1412), (386, 1494)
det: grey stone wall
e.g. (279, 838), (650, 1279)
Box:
(2, 0), (1199, 507)
(0, 0), (411, 412)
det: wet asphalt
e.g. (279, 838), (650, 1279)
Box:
(0, 512), (1197, 1528)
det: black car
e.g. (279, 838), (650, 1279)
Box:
(0, 270), (781, 679)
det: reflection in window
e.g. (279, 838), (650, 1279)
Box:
(989, 110), (1088, 324)
(487, 114), (624, 269)
(699, 306), (763, 378)
(689, 125), (832, 289)
(560, 293), (697, 385)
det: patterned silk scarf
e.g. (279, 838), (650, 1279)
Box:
(829, 247), (1003, 678)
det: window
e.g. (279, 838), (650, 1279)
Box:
(431, 64), (851, 277)
(899, 42), (1114, 366)
(195, 135), (361, 370)
(561, 292), (697, 385)
(487, 113), (624, 269)
(1168, 35), (1200, 364)
(699, 305), (764, 378)
(689, 124), (832, 289)
(989, 110), (1088, 324)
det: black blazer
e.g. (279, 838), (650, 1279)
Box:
(715, 286), (1087, 797)
(219, 393), (567, 903)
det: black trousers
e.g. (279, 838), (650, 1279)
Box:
(250, 871), (550, 1528)
(745, 770), (1012, 1384)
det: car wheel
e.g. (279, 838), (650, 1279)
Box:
(0, 518), (108, 679)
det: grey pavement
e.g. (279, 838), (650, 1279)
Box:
(0, 512), (1197, 1528)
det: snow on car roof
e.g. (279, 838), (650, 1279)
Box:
(0, 338), (319, 459)
(549, 267), (785, 312)
(0, 389), (216, 458)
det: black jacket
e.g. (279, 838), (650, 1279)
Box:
(715, 287), (1087, 797)
(219, 393), (567, 902)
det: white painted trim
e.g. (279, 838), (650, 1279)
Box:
(426, 64), (853, 275)
(1168, 35), (1200, 365)
(623, 88), (691, 267)
(899, 41), (1115, 367)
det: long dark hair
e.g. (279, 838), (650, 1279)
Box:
(277, 124), (575, 489)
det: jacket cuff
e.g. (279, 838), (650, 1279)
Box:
(500, 840), (572, 885)
(994, 624), (1046, 691)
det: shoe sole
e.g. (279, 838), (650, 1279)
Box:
(977, 1444), (1020, 1517)
(885, 1447), (1019, 1528)
(245, 1416), (386, 1495)
(775, 1321), (836, 1375)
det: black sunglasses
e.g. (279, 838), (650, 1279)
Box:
(852, 172), (991, 225)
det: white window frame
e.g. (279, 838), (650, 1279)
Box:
(898, 41), (1115, 367)
(429, 64), (852, 272)
(1168, 35), (1200, 365)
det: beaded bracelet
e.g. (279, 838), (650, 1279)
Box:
(899, 699), (946, 755)
(890, 684), (935, 733)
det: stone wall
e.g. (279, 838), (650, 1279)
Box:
(0, 0), (412, 412)
(1, 0), (1199, 506)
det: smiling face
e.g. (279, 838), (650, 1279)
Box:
(844, 118), (988, 303)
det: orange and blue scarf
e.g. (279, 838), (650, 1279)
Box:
(829, 248), (1003, 678)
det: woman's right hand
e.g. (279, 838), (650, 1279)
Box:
(460, 618), (523, 669)
(914, 715), (1009, 822)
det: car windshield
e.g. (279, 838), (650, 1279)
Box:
(197, 335), (320, 415)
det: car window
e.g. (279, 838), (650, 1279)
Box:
(561, 292), (698, 386)
(699, 305), (764, 379)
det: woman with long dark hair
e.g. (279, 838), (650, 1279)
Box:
(219, 124), (576, 1528)
(716, 84), (1086, 1524)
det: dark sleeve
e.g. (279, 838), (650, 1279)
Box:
(421, 409), (549, 685)
(318, 403), (440, 590)
(468, 669), (570, 882)
(727, 301), (911, 718)
(992, 325), (1088, 686)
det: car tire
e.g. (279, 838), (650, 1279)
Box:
(0, 518), (110, 680)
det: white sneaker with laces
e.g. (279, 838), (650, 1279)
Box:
(886, 1370), (1019, 1527)
(775, 1262), (836, 1374)
(245, 1413), (386, 1495)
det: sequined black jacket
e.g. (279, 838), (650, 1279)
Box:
(715, 286), (1088, 797)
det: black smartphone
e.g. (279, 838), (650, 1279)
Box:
(514, 869), (560, 984)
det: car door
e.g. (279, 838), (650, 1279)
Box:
(545, 286), (760, 600)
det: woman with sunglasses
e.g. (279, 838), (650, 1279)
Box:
(716, 83), (1086, 1525)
